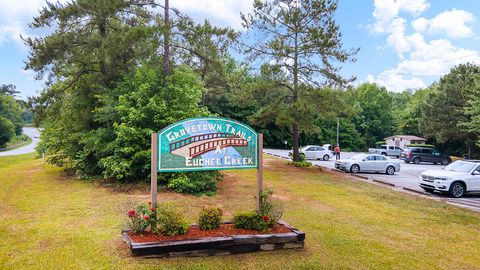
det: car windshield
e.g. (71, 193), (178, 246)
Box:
(443, 161), (476, 173)
(350, 154), (367, 160)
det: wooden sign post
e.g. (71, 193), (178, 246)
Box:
(151, 133), (158, 207)
(256, 133), (263, 212)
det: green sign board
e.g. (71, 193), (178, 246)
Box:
(157, 117), (258, 172)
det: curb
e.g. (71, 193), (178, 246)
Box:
(372, 179), (395, 187)
(402, 187), (428, 195)
(352, 174), (369, 179)
(330, 168), (345, 173)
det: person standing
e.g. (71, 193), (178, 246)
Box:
(334, 145), (341, 160)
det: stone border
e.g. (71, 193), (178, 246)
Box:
(122, 221), (305, 258)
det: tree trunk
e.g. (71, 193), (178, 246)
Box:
(291, 22), (300, 161)
(163, 0), (170, 80)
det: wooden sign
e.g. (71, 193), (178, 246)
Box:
(151, 117), (263, 210)
(156, 117), (258, 172)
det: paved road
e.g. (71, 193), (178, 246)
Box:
(265, 149), (480, 212)
(0, 127), (41, 157)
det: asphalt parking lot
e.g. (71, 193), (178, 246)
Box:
(264, 149), (480, 212)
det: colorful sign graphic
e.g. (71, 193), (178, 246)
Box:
(157, 117), (258, 172)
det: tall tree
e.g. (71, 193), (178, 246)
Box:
(346, 83), (394, 148)
(240, 0), (358, 161)
(0, 84), (20, 96)
(421, 63), (480, 157)
(24, 0), (157, 176)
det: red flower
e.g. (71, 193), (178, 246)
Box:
(128, 210), (136, 217)
(262, 216), (269, 221)
(144, 215), (150, 221)
(150, 207), (155, 211)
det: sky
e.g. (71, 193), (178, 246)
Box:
(1, 0), (480, 100)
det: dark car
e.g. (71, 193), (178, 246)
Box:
(400, 147), (451, 165)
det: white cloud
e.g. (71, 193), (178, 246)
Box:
(372, 0), (429, 33)
(368, 70), (426, 92)
(0, 22), (25, 45)
(367, 37), (480, 92)
(369, 0), (480, 92)
(0, 0), (54, 46)
(411, 17), (428, 32)
(172, 0), (253, 29)
(414, 9), (475, 38)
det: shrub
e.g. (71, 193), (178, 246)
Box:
(165, 171), (223, 196)
(198, 206), (223, 230)
(259, 189), (285, 228)
(0, 117), (15, 148)
(233, 212), (268, 231)
(125, 202), (157, 234)
(156, 202), (190, 236)
(288, 161), (312, 167)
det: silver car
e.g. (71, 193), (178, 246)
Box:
(289, 145), (333, 161)
(335, 154), (401, 175)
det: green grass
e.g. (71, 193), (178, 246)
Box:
(1, 154), (480, 269)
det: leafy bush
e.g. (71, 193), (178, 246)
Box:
(99, 66), (210, 182)
(233, 212), (268, 231)
(125, 203), (157, 234)
(259, 189), (284, 228)
(156, 202), (190, 236)
(0, 117), (15, 148)
(288, 161), (312, 167)
(198, 206), (223, 230)
(165, 171), (223, 196)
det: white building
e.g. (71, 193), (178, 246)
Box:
(385, 135), (427, 149)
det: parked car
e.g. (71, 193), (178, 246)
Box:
(335, 153), (401, 175)
(368, 145), (403, 157)
(419, 160), (480, 197)
(400, 146), (451, 165)
(289, 145), (333, 161)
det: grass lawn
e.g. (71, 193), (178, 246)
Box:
(1, 154), (480, 269)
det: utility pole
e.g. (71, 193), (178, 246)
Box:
(336, 116), (339, 146)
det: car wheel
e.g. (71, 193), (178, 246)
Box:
(441, 158), (450, 165)
(449, 182), (465, 198)
(433, 162), (437, 165)
(323, 154), (330, 161)
(350, 164), (360, 174)
(386, 166), (395, 175)
(381, 152), (387, 156)
(421, 187), (435, 193)
(413, 157), (420, 164)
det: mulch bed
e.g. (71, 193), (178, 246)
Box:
(128, 224), (292, 243)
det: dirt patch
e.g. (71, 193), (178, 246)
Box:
(128, 224), (292, 243)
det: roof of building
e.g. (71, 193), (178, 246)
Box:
(384, 135), (427, 141)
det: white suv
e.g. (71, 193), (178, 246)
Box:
(419, 160), (480, 198)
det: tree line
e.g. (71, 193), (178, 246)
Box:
(0, 84), (32, 148)
(24, 0), (480, 193)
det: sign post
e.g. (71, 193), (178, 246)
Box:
(256, 133), (263, 212)
(151, 117), (262, 210)
(151, 133), (158, 207)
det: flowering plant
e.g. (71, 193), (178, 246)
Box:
(259, 189), (284, 228)
(125, 203), (157, 233)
